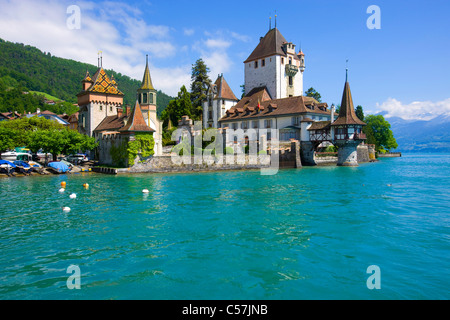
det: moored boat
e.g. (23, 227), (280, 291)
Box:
(0, 160), (16, 175)
(47, 161), (70, 174)
(13, 160), (33, 175)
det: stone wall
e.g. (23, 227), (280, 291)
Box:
(357, 145), (370, 163)
(124, 140), (302, 173)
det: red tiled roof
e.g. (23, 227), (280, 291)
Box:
(219, 87), (330, 122)
(213, 75), (238, 101)
(119, 101), (154, 133)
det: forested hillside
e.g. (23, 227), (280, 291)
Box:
(0, 38), (172, 115)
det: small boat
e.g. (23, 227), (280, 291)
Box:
(1, 151), (32, 162)
(28, 161), (43, 173)
(0, 160), (17, 175)
(47, 161), (70, 174)
(60, 160), (74, 170)
(13, 160), (33, 175)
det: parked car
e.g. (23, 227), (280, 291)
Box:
(66, 154), (88, 164)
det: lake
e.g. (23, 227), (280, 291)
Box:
(0, 154), (448, 299)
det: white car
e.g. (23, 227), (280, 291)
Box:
(66, 154), (88, 164)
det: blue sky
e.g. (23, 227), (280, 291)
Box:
(0, 0), (449, 120)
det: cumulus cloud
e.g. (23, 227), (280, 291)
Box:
(0, 0), (187, 96)
(375, 97), (450, 121)
(183, 28), (195, 36)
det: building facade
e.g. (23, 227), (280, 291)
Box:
(244, 27), (305, 100)
(202, 74), (239, 128)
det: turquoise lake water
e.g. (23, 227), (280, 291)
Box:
(0, 154), (449, 299)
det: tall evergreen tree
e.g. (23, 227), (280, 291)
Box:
(190, 58), (211, 120)
(355, 105), (365, 122)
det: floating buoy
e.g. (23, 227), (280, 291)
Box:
(142, 189), (149, 193)
(61, 181), (66, 188)
(387, 184), (392, 187)
(59, 188), (65, 193)
(69, 193), (77, 199)
(83, 183), (89, 189)
(62, 207), (71, 212)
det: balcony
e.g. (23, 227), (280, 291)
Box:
(354, 132), (367, 140)
(285, 64), (299, 77)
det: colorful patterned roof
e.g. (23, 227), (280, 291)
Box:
(82, 70), (92, 82)
(86, 68), (124, 96)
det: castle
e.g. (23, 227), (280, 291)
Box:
(77, 55), (162, 166)
(203, 26), (367, 166)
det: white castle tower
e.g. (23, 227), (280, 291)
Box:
(244, 27), (305, 99)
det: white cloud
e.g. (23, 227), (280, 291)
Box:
(183, 28), (195, 36)
(205, 38), (231, 49)
(375, 97), (450, 121)
(0, 0), (187, 96)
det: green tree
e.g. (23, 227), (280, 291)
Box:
(0, 126), (15, 158)
(304, 87), (322, 102)
(363, 114), (398, 153)
(356, 105), (365, 122)
(190, 58), (211, 120)
(161, 85), (193, 127)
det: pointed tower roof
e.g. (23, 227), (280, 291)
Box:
(244, 28), (288, 63)
(332, 78), (366, 126)
(82, 70), (92, 83)
(80, 67), (124, 95)
(119, 100), (154, 133)
(213, 74), (238, 101)
(139, 55), (155, 91)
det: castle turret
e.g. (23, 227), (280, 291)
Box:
(137, 55), (162, 155)
(331, 70), (366, 166)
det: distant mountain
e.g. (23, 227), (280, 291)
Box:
(0, 38), (173, 115)
(387, 115), (450, 153)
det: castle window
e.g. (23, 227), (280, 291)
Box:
(143, 93), (148, 104)
(289, 76), (293, 86)
(262, 59), (265, 67)
(254, 61), (258, 68)
(149, 93), (154, 104)
(289, 58), (292, 65)
(110, 106), (112, 112)
(281, 58), (284, 64)
(99, 105), (102, 111)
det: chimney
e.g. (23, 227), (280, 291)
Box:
(36, 108), (41, 114)
(126, 104), (131, 116)
(117, 107), (123, 118)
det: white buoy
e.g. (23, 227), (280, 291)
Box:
(62, 207), (71, 212)
(59, 188), (65, 193)
(142, 189), (149, 193)
(69, 193), (77, 199)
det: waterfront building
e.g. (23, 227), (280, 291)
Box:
(77, 56), (162, 165)
(202, 74), (239, 128)
(77, 66), (124, 137)
(331, 72), (366, 166)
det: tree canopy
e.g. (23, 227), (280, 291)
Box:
(304, 87), (322, 102)
(0, 116), (97, 160)
(363, 114), (398, 152)
(161, 85), (193, 128)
